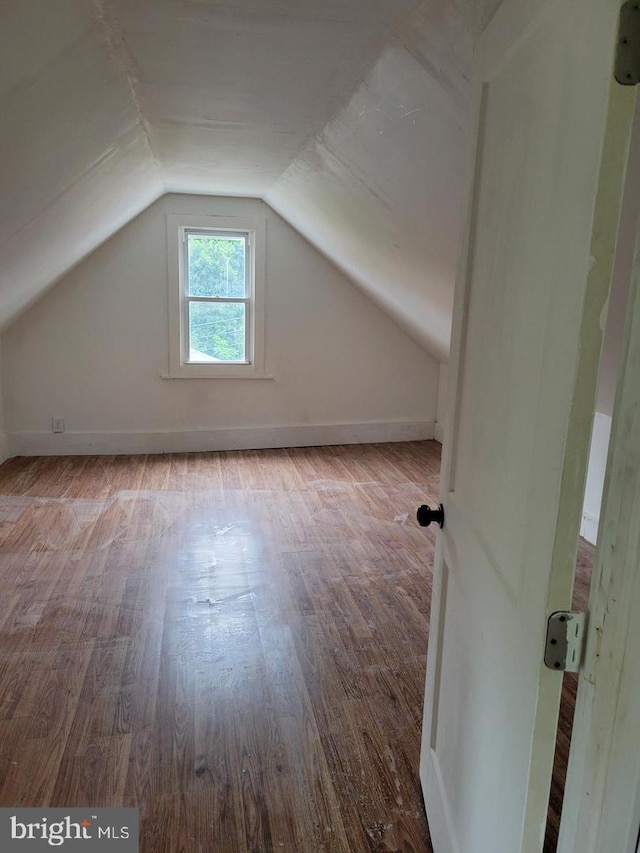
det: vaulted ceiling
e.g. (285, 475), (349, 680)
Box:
(0, 0), (501, 362)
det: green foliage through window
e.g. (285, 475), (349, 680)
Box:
(187, 233), (246, 297)
(189, 302), (246, 362)
(186, 231), (248, 362)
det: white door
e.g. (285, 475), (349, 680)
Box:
(419, 1), (636, 851)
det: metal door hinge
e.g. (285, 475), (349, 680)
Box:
(544, 611), (586, 672)
(616, 1), (640, 85)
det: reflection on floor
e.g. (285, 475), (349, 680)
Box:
(0, 442), (440, 852)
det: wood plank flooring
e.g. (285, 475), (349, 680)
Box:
(0, 442), (441, 852)
(0, 441), (592, 851)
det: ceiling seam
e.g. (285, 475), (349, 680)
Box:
(0, 127), (151, 253)
(90, 0), (162, 174)
(262, 2), (427, 197)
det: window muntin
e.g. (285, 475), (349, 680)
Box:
(184, 230), (251, 364)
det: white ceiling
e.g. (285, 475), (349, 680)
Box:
(0, 0), (501, 360)
(121, 0), (424, 193)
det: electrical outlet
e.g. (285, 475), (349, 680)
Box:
(52, 417), (65, 434)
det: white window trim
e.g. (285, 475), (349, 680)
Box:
(165, 213), (268, 379)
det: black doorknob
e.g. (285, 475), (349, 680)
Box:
(417, 503), (444, 529)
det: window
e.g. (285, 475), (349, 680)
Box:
(185, 230), (249, 363)
(166, 214), (266, 378)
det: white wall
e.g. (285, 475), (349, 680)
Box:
(2, 194), (438, 456)
(581, 412), (612, 544)
(580, 93), (640, 543)
(434, 363), (449, 443)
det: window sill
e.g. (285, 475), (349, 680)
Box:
(160, 368), (274, 380)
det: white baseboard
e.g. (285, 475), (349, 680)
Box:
(580, 511), (599, 546)
(434, 421), (445, 444)
(9, 420), (435, 457)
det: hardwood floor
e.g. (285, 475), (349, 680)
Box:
(0, 441), (593, 851)
(0, 442), (441, 852)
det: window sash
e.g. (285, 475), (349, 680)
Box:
(183, 298), (251, 365)
(182, 229), (252, 365)
(185, 229), (250, 299)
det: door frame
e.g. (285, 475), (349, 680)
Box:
(558, 89), (640, 853)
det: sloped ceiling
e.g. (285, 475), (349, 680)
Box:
(0, 0), (501, 361)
